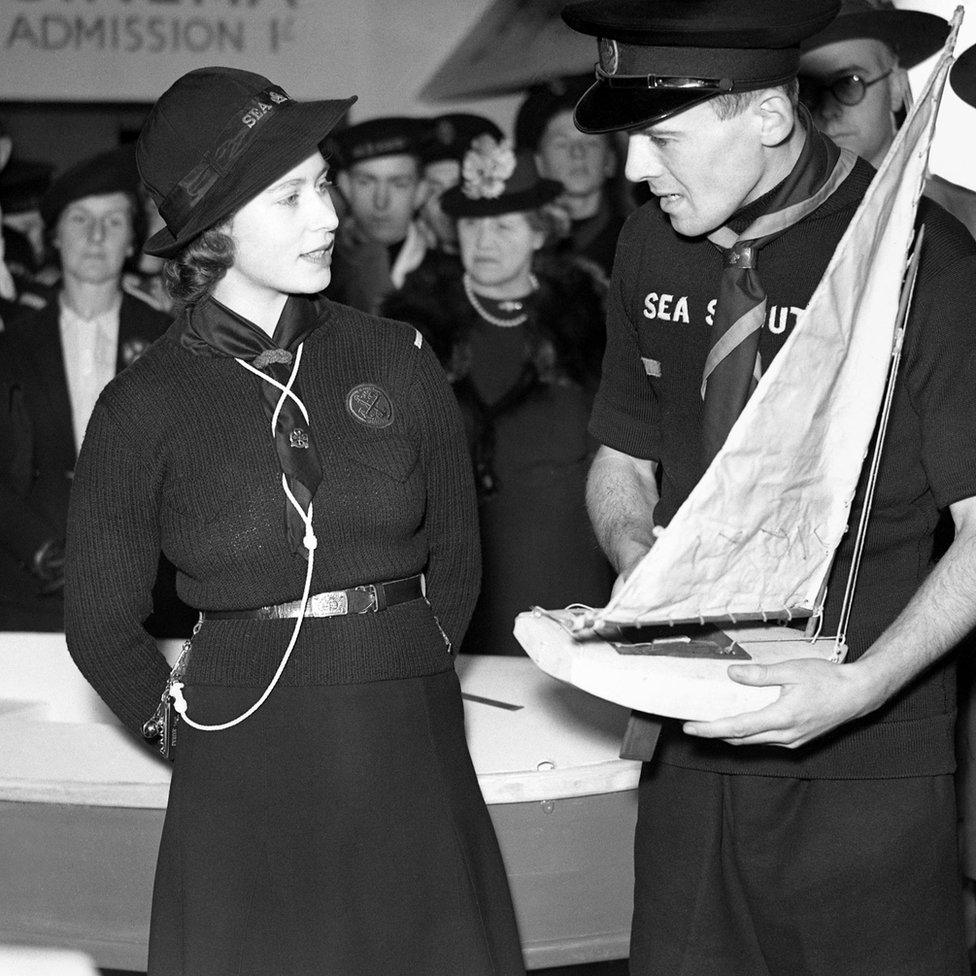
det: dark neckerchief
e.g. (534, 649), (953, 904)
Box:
(178, 294), (324, 556)
(698, 109), (857, 472)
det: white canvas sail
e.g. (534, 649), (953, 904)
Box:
(594, 17), (960, 630)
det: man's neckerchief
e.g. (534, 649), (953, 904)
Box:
(179, 294), (324, 555)
(699, 107), (857, 471)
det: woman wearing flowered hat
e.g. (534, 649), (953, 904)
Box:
(384, 135), (612, 656)
(63, 67), (525, 976)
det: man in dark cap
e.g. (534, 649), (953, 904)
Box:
(516, 74), (629, 279)
(0, 145), (189, 634)
(799, 0), (976, 238)
(326, 115), (432, 314)
(563, 0), (976, 972)
(418, 112), (503, 255)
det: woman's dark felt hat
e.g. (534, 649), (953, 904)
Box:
(440, 139), (562, 218)
(40, 146), (141, 229)
(561, 0), (843, 133)
(137, 66), (356, 258)
(951, 44), (976, 109)
(799, 0), (949, 70)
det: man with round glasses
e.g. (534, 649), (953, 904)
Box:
(799, 0), (976, 238)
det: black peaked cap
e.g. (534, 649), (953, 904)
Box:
(561, 0), (842, 132)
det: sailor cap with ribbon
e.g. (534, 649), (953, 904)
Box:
(561, 0), (842, 133)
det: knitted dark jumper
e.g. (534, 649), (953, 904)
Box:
(64, 299), (480, 738)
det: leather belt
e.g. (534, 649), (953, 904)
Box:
(203, 574), (424, 620)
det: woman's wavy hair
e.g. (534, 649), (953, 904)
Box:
(162, 223), (236, 313)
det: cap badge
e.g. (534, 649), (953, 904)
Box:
(347, 383), (394, 428)
(461, 135), (516, 200)
(289, 428), (310, 449)
(598, 38), (619, 77)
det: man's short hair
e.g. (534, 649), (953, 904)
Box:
(710, 79), (800, 120)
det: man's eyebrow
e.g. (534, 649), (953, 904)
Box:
(640, 125), (683, 137)
(812, 62), (872, 79)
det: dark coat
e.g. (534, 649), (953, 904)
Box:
(0, 288), (189, 632)
(383, 252), (613, 654)
(384, 250), (606, 391)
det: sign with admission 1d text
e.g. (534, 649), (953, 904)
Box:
(1, 0), (364, 102)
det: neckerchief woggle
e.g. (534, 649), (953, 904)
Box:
(179, 294), (324, 555)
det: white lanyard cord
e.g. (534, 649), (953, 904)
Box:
(170, 343), (316, 731)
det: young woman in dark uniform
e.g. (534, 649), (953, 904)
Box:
(63, 67), (525, 976)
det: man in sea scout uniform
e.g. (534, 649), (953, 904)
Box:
(564, 0), (976, 972)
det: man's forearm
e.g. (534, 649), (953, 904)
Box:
(852, 502), (976, 710)
(586, 445), (660, 577)
(685, 496), (976, 747)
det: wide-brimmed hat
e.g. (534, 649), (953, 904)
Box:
(137, 67), (356, 258)
(951, 44), (976, 108)
(40, 145), (141, 229)
(561, 0), (842, 133)
(440, 136), (563, 218)
(799, 0), (948, 70)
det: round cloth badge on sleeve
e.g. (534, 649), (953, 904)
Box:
(346, 383), (395, 428)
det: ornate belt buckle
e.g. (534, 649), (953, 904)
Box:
(312, 590), (348, 616)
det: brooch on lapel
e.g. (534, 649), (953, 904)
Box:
(347, 383), (394, 428)
(121, 338), (150, 366)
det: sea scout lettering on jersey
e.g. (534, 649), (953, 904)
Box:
(643, 292), (691, 323)
(644, 291), (804, 336)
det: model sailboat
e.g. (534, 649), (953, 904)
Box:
(515, 15), (962, 721)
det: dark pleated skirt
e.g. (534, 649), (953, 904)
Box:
(148, 667), (525, 976)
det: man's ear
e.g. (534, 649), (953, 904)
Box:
(0, 135), (12, 173)
(757, 88), (796, 148)
(336, 170), (351, 202)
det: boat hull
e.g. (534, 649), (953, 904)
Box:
(514, 609), (845, 721)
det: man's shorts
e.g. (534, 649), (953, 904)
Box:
(630, 760), (968, 976)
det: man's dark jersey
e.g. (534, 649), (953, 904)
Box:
(592, 158), (976, 778)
